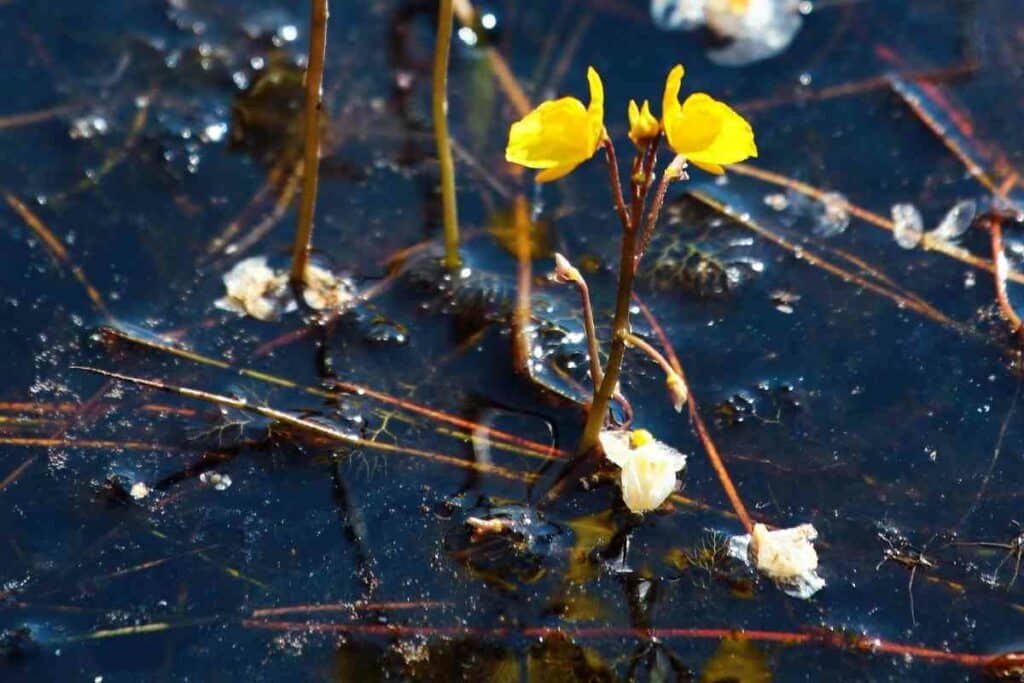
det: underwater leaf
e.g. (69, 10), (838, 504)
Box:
(699, 638), (772, 683)
(527, 633), (616, 683)
(565, 509), (618, 583)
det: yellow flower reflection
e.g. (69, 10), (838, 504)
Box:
(661, 64), (757, 174)
(505, 67), (606, 182)
(627, 99), (659, 148)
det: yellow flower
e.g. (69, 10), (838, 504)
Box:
(661, 64), (757, 175)
(627, 99), (660, 148)
(505, 67), (605, 182)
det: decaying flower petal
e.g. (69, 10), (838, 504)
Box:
(599, 429), (687, 513)
(728, 522), (825, 599)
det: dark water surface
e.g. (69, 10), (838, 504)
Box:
(1, 0), (1023, 680)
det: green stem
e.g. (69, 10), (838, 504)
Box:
(289, 0), (329, 286)
(433, 0), (460, 270)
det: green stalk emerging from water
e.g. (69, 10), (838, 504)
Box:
(289, 0), (329, 286)
(433, 0), (460, 270)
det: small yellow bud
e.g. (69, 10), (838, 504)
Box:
(666, 372), (688, 412)
(627, 99), (660, 149)
(629, 428), (655, 449)
(552, 252), (582, 284)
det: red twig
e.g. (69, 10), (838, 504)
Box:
(987, 213), (1024, 341)
(632, 293), (754, 534)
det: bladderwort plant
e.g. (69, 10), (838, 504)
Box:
(505, 64), (758, 460)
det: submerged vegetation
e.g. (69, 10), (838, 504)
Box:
(1, 0), (1024, 679)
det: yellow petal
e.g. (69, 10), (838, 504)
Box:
(690, 160), (726, 175)
(505, 97), (593, 169)
(586, 66), (606, 146)
(535, 162), (580, 183)
(664, 90), (757, 168)
(661, 64), (685, 136)
(504, 68), (606, 180)
(627, 99), (660, 148)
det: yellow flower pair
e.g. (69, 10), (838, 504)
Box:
(505, 64), (757, 181)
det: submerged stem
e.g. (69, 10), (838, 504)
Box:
(289, 0), (329, 286)
(433, 0), (460, 270)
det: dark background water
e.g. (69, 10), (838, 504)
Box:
(1, 0), (1023, 680)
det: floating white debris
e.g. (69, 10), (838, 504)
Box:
(928, 199), (977, 243)
(813, 191), (850, 238)
(216, 257), (356, 320)
(215, 256), (288, 321)
(891, 203), (924, 250)
(763, 193), (789, 211)
(599, 429), (687, 513)
(129, 482), (150, 500)
(651, 0), (803, 66)
(301, 263), (356, 312)
(728, 522), (825, 598)
(199, 471), (232, 491)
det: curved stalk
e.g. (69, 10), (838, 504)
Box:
(433, 0), (460, 270)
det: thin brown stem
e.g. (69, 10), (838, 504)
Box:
(635, 153), (686, 271)
(289, 0), (329, 285)
(72, 367), (534, 483)
(602, 137), (631, 232)
(988, 213), (1024, 341)
(624, 333), (675, 377)
(434, 0), (460, 269)
(577, 230), (638, 454)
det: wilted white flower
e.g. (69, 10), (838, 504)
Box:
(728, 522), (825, 598)
(301, 263), (356, 312)
(215, 256), (288, 321)
(599, 429), (687, 513)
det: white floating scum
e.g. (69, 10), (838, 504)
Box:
(728, 522), (825, 599)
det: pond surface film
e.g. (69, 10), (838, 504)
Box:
(1, 0), (1023, 680)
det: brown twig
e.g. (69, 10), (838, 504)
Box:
(289, 0), (329, 284)
(987, 212), (1024, 340)
(72, 366), (536, 484)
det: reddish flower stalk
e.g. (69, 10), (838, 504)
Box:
(987, 212), (1024, 341)
(241, 619), (1015, 670)
(632, 294), (754, 534)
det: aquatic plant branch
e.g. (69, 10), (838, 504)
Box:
(577, 155), (686, 455)
(99, 327), (565, 459)
(512, 196), (533, 374)
(553, 253), (602, 397)
(632, 294), (754, 534)
(289, 0), (329, 285)
(729, 163), (1024, 285)
(623, 333), (680, 381)
(689, 191), (983, 342)
(602, 137), (631, 232)
(4, 192), (112, 320)
(434, 0), (460, 269)
(635, 154), (687, 272)
(577, 221), (639, 455)
(72, 366), (537, 483)
(987, 212), (1024, 341)
(238, 620), (1020, 671)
